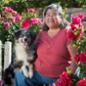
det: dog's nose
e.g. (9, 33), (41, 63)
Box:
(24, 38), (27, 42)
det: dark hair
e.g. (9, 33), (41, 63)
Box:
(42, 3), (68, 30)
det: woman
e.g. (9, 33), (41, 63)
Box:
(15, 3), (77, 86)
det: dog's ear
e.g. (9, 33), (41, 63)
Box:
(28, 30), (36, 39)
(14, 30), (22, 39)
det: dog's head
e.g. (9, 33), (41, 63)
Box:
(15, 30), (36, 46)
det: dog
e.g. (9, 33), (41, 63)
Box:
(14, 29), (36, 78)
(3, 29), (37, 85)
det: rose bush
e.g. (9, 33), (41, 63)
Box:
(54, 13), (86, 86)
(0, 6), (22, 43)
(77, 78), (86, 86)
(0, 6), (42, 43)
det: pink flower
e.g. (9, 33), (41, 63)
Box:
(3, 6), (12, 13)
(78, 13), (84, 19)
(11, 10), (17, 15)
(27, 8), (36, 13)
(21, 19), (31, 30)
(9, 16), (15, 23)
(30, 18), (42, 25)
(55, 72), (72, 86)
(3, 6), (17, 15)
(15, 14), (22, 21)
(3, 6), (10, 11)
(71, 16), (81, 24)
(3, 22), (10, 28)
(77, 78), (86, 86)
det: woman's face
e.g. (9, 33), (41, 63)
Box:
(44, 9), (62, 29)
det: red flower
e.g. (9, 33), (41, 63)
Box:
(55, 72), (72, 86)
(70, 24), (77, 30)
(74, 53), (86, 63)
(74, 54), (80, 63)
(77, 78), (86, 86)
(21, 19), (31, 30)
(79, 52), (86, 62)
(67, 24), (83, 40)
(67, 29), (75, 40)
(71, 16), (81, 24)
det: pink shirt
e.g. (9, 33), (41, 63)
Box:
(34, 28), (71, 78)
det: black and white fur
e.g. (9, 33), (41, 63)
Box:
(3, 29), (36, 85)
(14, 30), (36, 78)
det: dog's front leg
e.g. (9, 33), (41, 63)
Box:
(28, 64), (33, 78)
(21, 63), (33, 78)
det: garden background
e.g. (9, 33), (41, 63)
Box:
(0, 0), (86, 86)
(0, 0), (86, 42)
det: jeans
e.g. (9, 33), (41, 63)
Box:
(14, 71), (57, 86)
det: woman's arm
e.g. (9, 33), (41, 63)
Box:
(67, 41), (78, 73)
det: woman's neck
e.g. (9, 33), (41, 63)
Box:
(48, 27), (60, 33)
(48, 28), (60, 38)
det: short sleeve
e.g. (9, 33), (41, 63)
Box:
(65, 25), (72, 45)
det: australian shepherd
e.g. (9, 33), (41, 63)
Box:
(3, 29), (37, 85)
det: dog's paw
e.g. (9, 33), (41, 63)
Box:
(22, 65), (33, 78)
